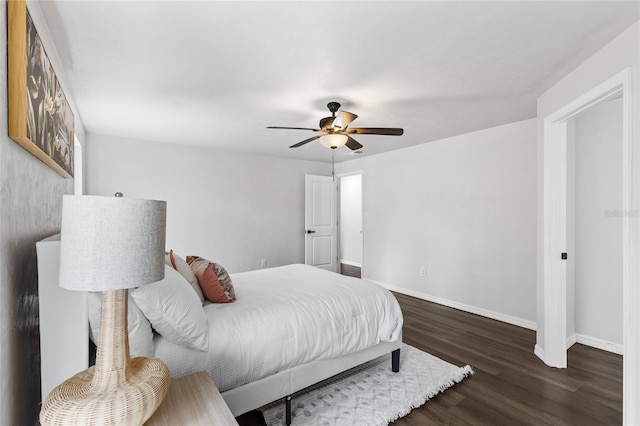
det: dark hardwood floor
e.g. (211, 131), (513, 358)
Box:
(340, 263), (362, 278)
(392, 292), (622, 425)
(238, 292), (622, 425)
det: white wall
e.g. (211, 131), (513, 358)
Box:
(339, 174), (362, 266)
(85, 134), (328, 273)
(571, 98), (623, 347)
(337, 118), (537, 326)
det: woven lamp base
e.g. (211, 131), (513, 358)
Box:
(40, 357), (170, 426)
(40, 289), (170, 426)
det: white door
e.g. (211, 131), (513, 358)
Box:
(305, 174), (338, 272)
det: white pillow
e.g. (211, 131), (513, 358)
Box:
(86, 291), (155, 358)
(165, 250), (205, 305)
(131, 265), (209, 352)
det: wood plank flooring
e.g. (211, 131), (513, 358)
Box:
(340, 263), (362, 278)
(238, 292), (622, 425)
(392, 292), (622, 425)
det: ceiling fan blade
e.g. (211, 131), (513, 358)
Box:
(345, 136), (363, 151)
(289, 135), (321, 148)
(347, 127), (404, 136)
(267, 126), (320, 131)
(332, 111), (358, 130)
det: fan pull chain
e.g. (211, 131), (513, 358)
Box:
(331, 148), (335, 181)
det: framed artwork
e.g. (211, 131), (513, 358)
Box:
(8, 0), (74, 179)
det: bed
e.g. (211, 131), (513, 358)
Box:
(155, 263), (404, 421)
(37, 236), (403, 424)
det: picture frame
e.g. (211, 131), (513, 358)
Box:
(8, 0), (74, 179)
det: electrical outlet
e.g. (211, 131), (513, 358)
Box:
(261, 258), (267, 267)
(419, 267), (426, 278)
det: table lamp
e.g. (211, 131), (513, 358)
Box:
(40, 194), (171, 426)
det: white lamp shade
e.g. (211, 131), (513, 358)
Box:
(59, 195), (167, 291)
(320, 133), (349, 148)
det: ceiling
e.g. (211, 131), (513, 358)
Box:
(37, 1), (639, 163)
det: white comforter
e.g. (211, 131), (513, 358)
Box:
(154, 264), (403, 392)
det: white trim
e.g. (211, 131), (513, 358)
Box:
(542, 117), (568, 368)
(534, 344), (546, 361)
(371, 280), (537, 331)
(339, 259), (362, 268)
(578, 335), (623, 356)
(618, 70), (638, 426)
(336, 170), (363, 178)
(540, 67), (637, 423)
(567, 333), (624, 355)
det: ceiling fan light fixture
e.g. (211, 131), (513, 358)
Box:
(320, 133), (348, 149)
(268, 100), (403, 151)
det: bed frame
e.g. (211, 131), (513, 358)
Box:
(36, 234), (402, 425)
(221, 339), (401, 424)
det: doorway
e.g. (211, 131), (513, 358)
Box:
(338, 172), (363, 278)
(566, 97), (623, 354)
(539, 67), (637, 423)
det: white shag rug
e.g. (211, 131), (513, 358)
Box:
(260, 343), (473, 426)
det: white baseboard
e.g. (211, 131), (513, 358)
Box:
(372, 280), (625, 357)
(566, 333), (577, 349)
(339, 259), (362, 267)
(370, 280), (537, 331)
(567, 333), (623, 355)
(534, 344), (546, 363)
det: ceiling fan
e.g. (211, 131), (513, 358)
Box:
(267, 101), (404, 150)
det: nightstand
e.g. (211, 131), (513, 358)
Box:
(145, 371), (239, 425)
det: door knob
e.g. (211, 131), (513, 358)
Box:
(306, 230), (316, 234)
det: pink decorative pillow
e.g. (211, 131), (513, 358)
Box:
(187, 256), (236, 303)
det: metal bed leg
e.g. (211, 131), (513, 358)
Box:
(285, 394), (292, 425)
(392, 348), (400, 372)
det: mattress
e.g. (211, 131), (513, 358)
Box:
(153, 264), (403, 392)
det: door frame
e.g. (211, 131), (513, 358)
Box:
(539, 67), (637, 422)
(337, 170), (364, 275)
